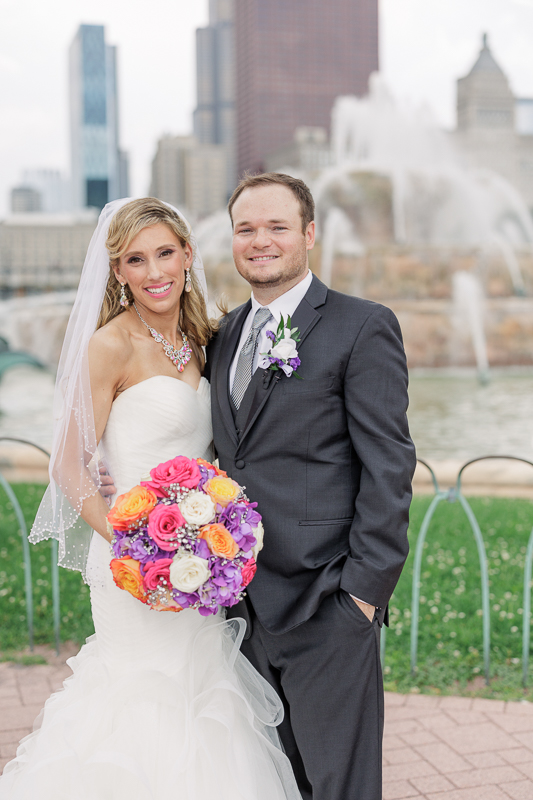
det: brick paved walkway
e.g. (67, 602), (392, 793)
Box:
(2, 654), (533, 799)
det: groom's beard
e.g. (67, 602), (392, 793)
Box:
(235, 244), (308, 292)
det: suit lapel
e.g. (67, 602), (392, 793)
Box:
(235, 275), (328, 452)
(215, 301), (251, 446)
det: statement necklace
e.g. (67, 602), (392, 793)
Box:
(133, 303), (192, 373)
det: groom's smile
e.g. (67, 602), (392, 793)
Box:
(231, 183), (315, 302)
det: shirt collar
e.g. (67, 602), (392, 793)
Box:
(250, 270), (313, 323)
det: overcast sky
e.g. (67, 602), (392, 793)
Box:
(1, 0), (532, 217)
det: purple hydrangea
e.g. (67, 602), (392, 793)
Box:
(194, 538), (211, 560)
(197, 560), (242, 609)
(111, 530), (130, 559)
(210, 560), (243, 605)
(198, 463), (216, 489)
(129, 535), (162, 565)
(172, 589), (200, 609)
(218, 501), (260, 553)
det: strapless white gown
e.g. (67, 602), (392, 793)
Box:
(0, 376), (300, 800)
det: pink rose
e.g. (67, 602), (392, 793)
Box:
(241, 557), (257, 587)
(142, 558), (173, 592)
(141, 456), (201, 497)
(148, 504), (186, 550)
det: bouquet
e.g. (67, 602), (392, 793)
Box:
(107, 456), (264, 616)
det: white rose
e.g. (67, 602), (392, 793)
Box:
(169, 554), (210, 593)
(252, 521), (265, 559)
(270, 337), (298, 362)
(180, 491), (216, 526)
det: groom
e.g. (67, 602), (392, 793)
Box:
(206, 173), (416, 800)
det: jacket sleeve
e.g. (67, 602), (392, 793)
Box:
(340, 304), (417, 609)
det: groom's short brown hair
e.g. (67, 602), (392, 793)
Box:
(228, 172), (315, 234)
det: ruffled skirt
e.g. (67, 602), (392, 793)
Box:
(0, 535), (300, 800)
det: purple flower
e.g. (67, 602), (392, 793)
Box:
(194, 538), (211, 560)
(211, 561), (243, 602)
(198, 562), (242, 609)
(172, 589), (200, 609)
(266, 329), (276, 342)
(129, 535), (163, 564)
(111, 531), (130, 558)
(218, 502), (260, 553)
(198, 605), (218, 616)
(198, 464), (216, 489)
(288, 357), (301, 369)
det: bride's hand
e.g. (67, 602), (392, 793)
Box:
(98, 465), (116, 504)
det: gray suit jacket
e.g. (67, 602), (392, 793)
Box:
(206, 275), (416, 634)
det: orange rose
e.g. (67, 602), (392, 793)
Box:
(110, 557), (147, 603)
(197, 458), (228, 478)
(204, 476), (240, 508)
(199, 523), (239, 560)
(107, 486), (158, 531)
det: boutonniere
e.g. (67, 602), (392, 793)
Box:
(259, 314), (303, 379)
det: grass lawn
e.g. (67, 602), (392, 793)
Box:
(385, 493), (533, 700)
(0, 483), (93, 655)
(1, 484), (533, 699)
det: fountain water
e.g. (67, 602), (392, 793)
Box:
(316, 74), (533, 277)
(452, 271), (490, 384)
(0, 291), (75, 368)
(320, 207), (363, 288)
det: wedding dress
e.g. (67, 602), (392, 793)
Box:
(0, 376), (300, 800)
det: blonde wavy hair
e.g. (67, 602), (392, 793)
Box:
(97, 198), (216, 364)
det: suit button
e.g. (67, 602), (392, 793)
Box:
(235, 459), (245, 469)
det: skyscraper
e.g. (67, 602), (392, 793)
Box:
(69, 24), (129, 211)
(150, 135), (227, 218)
(193, 0), (235, 197)
(235, 0), (378, 176)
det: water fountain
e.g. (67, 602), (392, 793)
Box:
(302, 74), (533, 373)
(321, 75), (533, 253)
(0, 291), (76, 368)
(452, 272), (489, 384)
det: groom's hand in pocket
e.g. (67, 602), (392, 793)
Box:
(98, 464), (116, 505)
(351, 596), (376, 622)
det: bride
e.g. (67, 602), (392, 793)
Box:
(0, 198), (300, 800)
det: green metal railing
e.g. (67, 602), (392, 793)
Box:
(0, 437), (60, 655)
(410, 455), (533, 687)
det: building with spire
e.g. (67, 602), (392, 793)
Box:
(69, 24), (129, 211)
(453, 34), (533, 210)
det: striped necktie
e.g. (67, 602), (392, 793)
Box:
(231, 306), (273, 409)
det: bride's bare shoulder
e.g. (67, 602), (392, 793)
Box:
(89, 315), (133, 365)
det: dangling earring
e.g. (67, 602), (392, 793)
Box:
(119, 282), (129, 307)
(184, 268), (192, 293)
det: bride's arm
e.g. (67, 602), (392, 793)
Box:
(79, 327), (128, 541)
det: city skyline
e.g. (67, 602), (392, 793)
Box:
(1, 0), (533, 217)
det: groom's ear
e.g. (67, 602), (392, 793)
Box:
(305, 221), (316, 251)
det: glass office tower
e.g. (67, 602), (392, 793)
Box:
(69, 24), (128, 210)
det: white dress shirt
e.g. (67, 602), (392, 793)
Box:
(229, 269), (313, 390)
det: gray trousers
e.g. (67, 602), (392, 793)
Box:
(237, 591), (384, 800)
